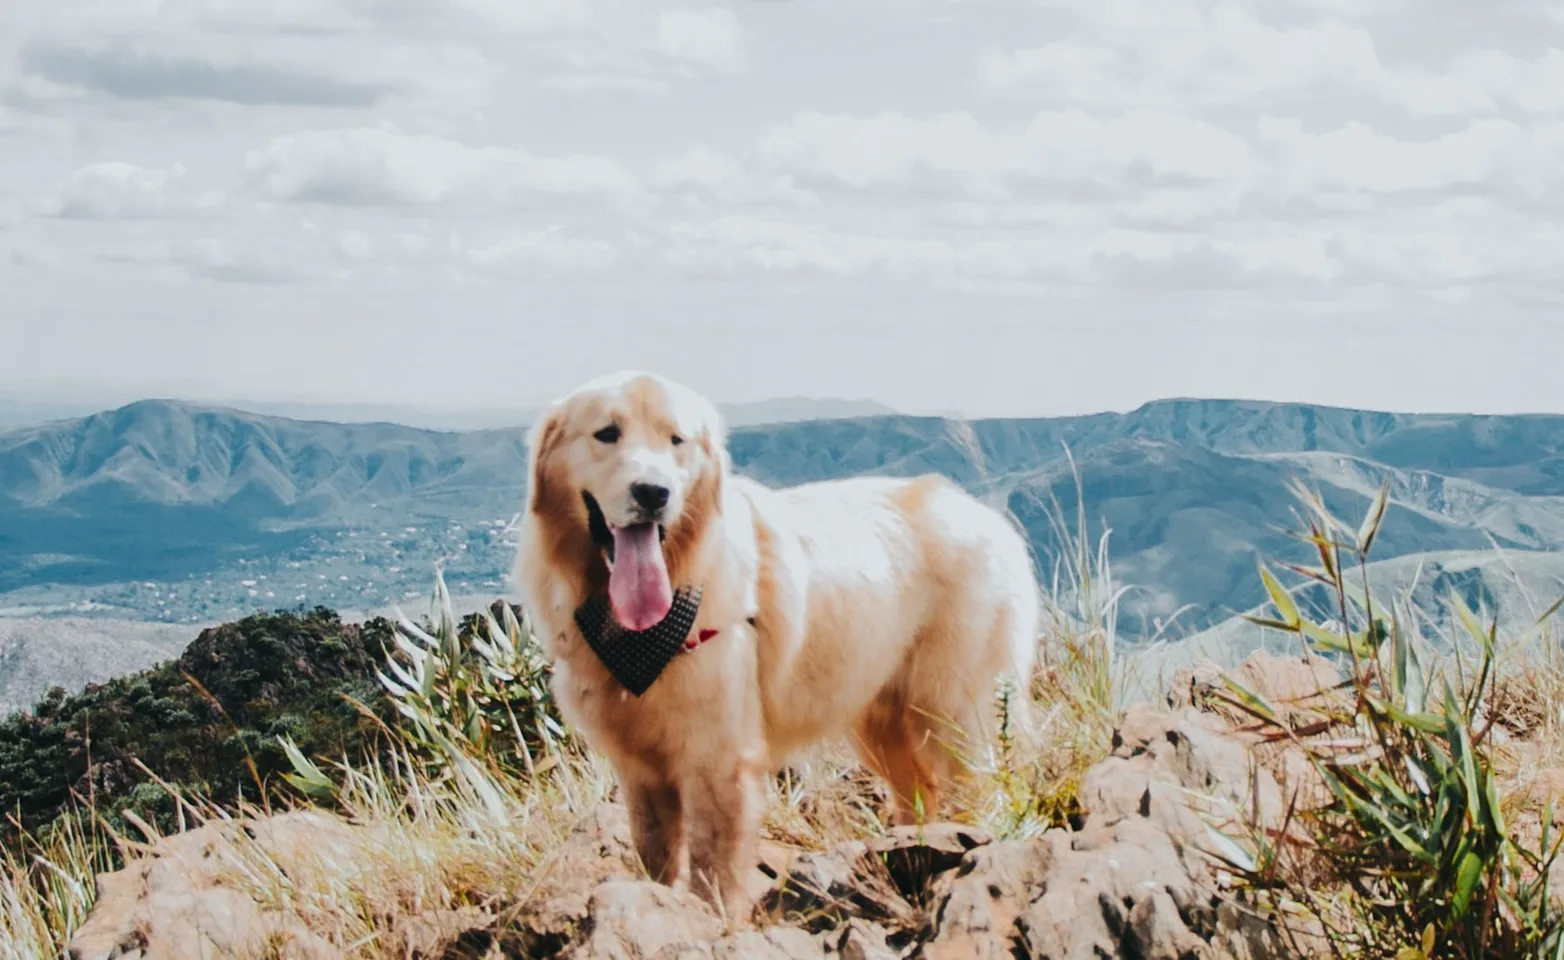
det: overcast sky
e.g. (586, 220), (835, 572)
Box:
(2, 0), (1562, 419)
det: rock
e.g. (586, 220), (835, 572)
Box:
(1014, 817), (1213, 960)
(511, 803), (642, 952)
(1229, 649), (1341, 707)
(759, 842), (916, 932)
(915, 703), (1301, 960)
(394, 908), (517, 959)
(67, 810), (358, 960)
(837, 919), (898, 960)
(565, 880), (723, 959)
(1168, 651), (1343, 816)
(713, 926), (827, 959)
(1089, 703), (1285, 836)
(1167, 658), (1226, 711)
(864, 823), (990, 901)
(1170, 650), (1343, 724)
(916, 834), (1063, 960)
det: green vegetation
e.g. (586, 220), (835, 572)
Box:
(1212, 480), (1564, 958)
(0, 607), (393, 843)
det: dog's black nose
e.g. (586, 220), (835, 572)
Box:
(630, 482), (670, 513)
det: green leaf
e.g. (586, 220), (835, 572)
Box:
(1483, 768), (1506, 839)
(277, 735), (335, 800)
(1300, 620), (1380, 658)
(1384, 702), (1447, 736)
(1444, 683), (1483, 805)
(1241, 615), (1301, 634)
(1452, 848), (1485, 918)
(1217, 675), (1283, 726)
(1449, 589), (1493, 657)
(1534, 593), (1564, 629)
(1260, 564), (1301, 628)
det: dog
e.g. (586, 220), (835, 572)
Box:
(512, 370), (1040, 919)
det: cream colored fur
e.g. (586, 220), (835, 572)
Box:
(512, 370), (1040, 920)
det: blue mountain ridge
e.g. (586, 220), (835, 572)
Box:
(3, 396), (1563, 635)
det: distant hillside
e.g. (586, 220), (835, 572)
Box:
(0, 617), (200, 715)
(1130, 546), (1564, 703)
(0, 608), (392, 841)
(5, 395), (1564, 704)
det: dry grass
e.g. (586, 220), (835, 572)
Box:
(0, 479), (1135, 958)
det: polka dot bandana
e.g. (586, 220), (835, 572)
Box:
(573, 586), (704, 696)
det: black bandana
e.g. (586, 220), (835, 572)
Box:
(573, 586), (703, 696)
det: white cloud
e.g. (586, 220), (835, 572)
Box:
(663, 217), (956, 280)
(38, 162), (219, 220)
(93, 228), (352, 284)
(757, 109), (1253, 193)
(467, 228), (621, 273)
(978, 5), (1564, 117)
(653, 148), (815, 205)
(5, 0), (1564, 416)
(2, 0), (369, 36)
(540, 73), (670, 97)
(58, 216), (631, 285)
(243, 127), (638, 207)
(1261, 118), (1564, 199)
(444, 0), (595, 33)
(976, 13), (1386, 105)
(656, 216), (1320, 289)
(657, 8), (747, 74)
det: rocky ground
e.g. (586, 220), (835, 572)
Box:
(63, 652), (1362, 960)
(68, 705), (1289, 958)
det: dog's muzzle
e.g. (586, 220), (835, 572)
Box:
(583, 491), (667, 562)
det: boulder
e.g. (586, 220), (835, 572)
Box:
(67, 810), (360, 960)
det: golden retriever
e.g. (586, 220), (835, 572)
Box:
(512, 370), (1039, 919)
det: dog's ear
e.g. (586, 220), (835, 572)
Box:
(526, 404), (566, 515)
(695, 394), (728, 465)
(695, 395), (728, 509)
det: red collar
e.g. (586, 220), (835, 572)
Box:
(684, 627), (719, 651)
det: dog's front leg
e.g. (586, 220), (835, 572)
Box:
(622, 774), (686, 888)
(682, 749), (763, 924)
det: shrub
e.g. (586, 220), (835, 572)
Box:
(1213, 479), (1564, 959)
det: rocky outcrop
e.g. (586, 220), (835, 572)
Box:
(67, 810), (362, 960)
(68, 657), (1328, 960)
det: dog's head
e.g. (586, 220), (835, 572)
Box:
(526, 370), (727, 631)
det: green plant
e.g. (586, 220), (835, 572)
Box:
(285, 567), (572, 798)
(1214, 478), (1564, 959)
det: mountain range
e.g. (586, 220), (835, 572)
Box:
(0, 393), (897, 432)
(4, 394), (1564, 712)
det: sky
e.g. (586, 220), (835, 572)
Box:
(2, 0), (1563, 420)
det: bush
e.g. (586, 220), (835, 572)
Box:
(0, 607), (395, 844)
(1213, 479), (1564, 959)
(283, 568), (573, 798)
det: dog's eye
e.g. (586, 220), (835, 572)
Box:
(593, 425), (621, 444)
(670, 434), (684, 446)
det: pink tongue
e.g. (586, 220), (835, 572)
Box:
(609, 524), (673, 631)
